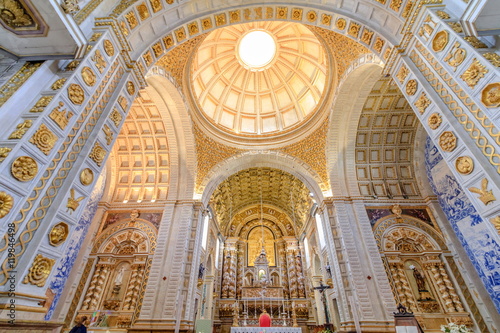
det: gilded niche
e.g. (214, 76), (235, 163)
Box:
(49, 222), (69, 246)
(22, 254), (55, 287)
(0, 0), (47, 36)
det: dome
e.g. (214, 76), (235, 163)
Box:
(189, 22), (329, 139)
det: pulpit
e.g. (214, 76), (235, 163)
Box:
(259, 310), (271, 327)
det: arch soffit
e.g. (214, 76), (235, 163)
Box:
(373, 215), (447, 251)
(327, 62), (384, 197)
(200, 151), (325, 205)
(228, 205), (296, 238)
(110, 0), (408, 65)
(92, 219), (158, 254)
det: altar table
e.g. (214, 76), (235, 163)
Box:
(231, 327), (302, 333)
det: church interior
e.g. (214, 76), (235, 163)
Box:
(0, 0), (499, 333)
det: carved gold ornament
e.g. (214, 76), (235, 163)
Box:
(8, 119), (32, 139)
(125, 11), (138, 29)
(361, 30), (373, 45)
(68, 83), (85, 105)
(0, 191), (14, 219)
(464, 36), (487, 49)
(348, 22), (360, 37)
(444, 42), (466, 71)
(143, 51), (153, 67)
(110, 108), (123, 127)
(306, 11), (317, 22)
(137, 3), (149, 20)
(49, 222), (69, 246)
(396, 65), (409, 83)
(0, 147), (12, 162)
(126, 81), (135, 95)
(291, 8), (302, 21)
(481, 82), (500, 108)
(321, 14), (332, 26)
(483, 52), (500, 67)
(61, 0), (79, 14)
(0, 0), (40, 33)
(428, 113), (442, 130)
(389, 0), (402, 12)
(456, 156), (474, 175)
(80, 168), (94, 186)
(439, 131), (457, 152)
(414, 92), (431, 114)
(432, 31), (449, 52)
(81, 66), (96, 87)
(103, 124), (113, 145)
(448, 22), (463, 33)
(436, 10), (450, 19)
(92, 49), (107, 73)
(406, 79), (417, 95)
(461, 59), (488, 88)
(51, 78), (66, 90)
(187, 22), (198, 36)
(336, 18), (346, 30)
(215, 13), (226, 26)
(374, 37), (384, 53)
(66, 188), (84, 213)
(163, 34), (174, 48)
(150, 0), (162, 12)
(489, 216), (500, 234)
(29, 123), (57, 155)
(11, 156), (38, 181)
(276, 7), (287, 19)
(89, 32), (102, 42)
(201, 18), (212, 31)
(89, 141), (106, 166)
(22, 254), (55, 287)
(469, 178), (496, 205)
(49, 102), (73, 130)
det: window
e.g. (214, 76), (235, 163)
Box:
(315, 213), (326, 248)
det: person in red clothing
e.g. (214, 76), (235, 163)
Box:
(69, 315), (88, 333)
(259, 309), (271, 327)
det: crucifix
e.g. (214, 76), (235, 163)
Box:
(313, 280), (332, 325)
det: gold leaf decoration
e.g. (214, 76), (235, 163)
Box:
(348, 22), (360, 37)
(389, 0), (402, 12)
(11, 156), (38, 181)
(306, 11), (317, 22)
(104, 39), (115, 56)
(396, 65), (409, 83)
(66, 188), (84, 213)
(439, 131), (457, 152)
(0, 191), (14, 219)
(432, 30), (449, 52)
(444, 42), (466, 71)
(428, 113), (442, 130)
(81, 66), (96, 87)
(175, 27), (186, 42)
(150, 0), (162, 12)
(0, 147), (12, 162)
(8, 119), (32, 139)
(22, 254), (55, 287)
(464, 36), (487, 49)
(51, 78), (66, 90)
(481, 82), (500, 108)
(49, 102), (73, 130)
(436, 10), (450, 19)
(126, 81), (135, 95)
(335, 18), (346, 30)
(48, 222), (69, 246)
(30, 96), (53, 113)
(414, 92), (431, 114)
(483, 53), (500, 67)
(103, 124), (113, 145)
(406, 79), (418, 95)
(92, 49), (107, 73)
(110, 108), (123, 127)
(68, 83), (85, 105)
(89, 141), (106, 166)
(321, 14), (332, 26)
(455, 156), (474, 175)
(461, 58), (488, 88)
(291, 8), (302, 21)
(80, 168), (94, 186)
(29, 123), (57, 155)
(469, 178), (496, 205)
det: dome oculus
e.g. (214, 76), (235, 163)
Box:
(238, 30), (276, 69)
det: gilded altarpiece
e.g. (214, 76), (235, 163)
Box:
(372, 210), (472, 331)
(74, 213), (158, 329)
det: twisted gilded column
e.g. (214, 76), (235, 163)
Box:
(428, 263), (454, 312)
(437, 263), (465, 312)
(123, 264), (144, 310)
(82, 263), (111, 310)
(295, 250), (306, 298)
(278, 246), (290, 298)
(237, 243), (244, 299)
(221, 248), (231, 298)
(286, 249), (298, 298)
(390, 263), (416, 311)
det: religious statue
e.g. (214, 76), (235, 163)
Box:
(130, 209), (139, 222)
(409, 265), (426, 291)
(112, 266), (125, 294)
(198, 263), (205, 279)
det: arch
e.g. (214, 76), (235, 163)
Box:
(327, 62), (384, 197)
(92, 219), (158, 253)
(200, 151), (326, 204)
(108, 1), (404, 67)
(373, 214), (447, 251)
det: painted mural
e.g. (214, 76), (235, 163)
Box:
(367, 207), (434, 227)
(425, 137), (500, 312)
(45, 172), (107, 320)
